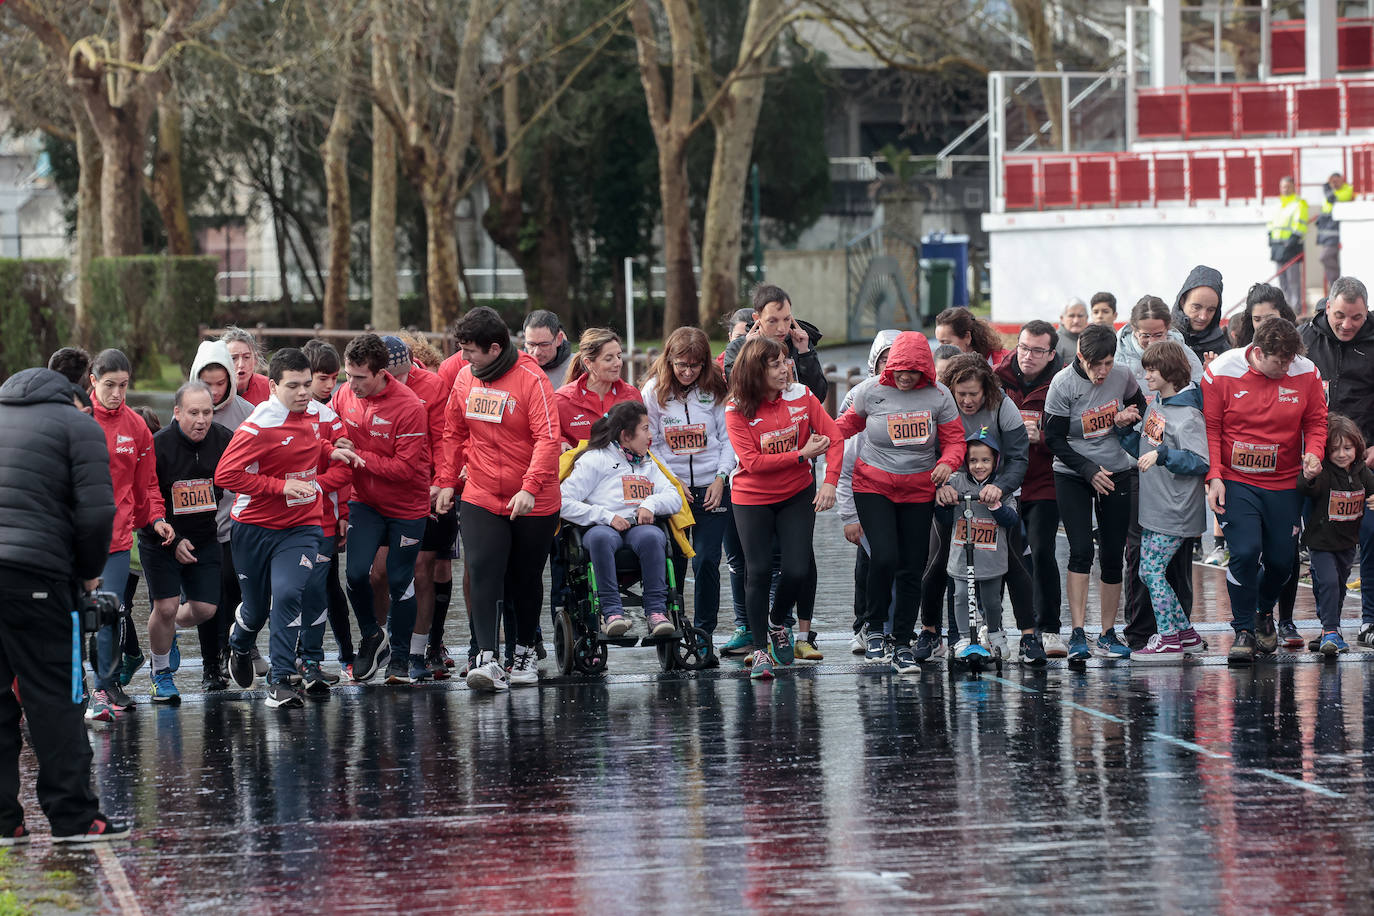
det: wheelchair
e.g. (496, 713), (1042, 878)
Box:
(553, 518), (716, 675)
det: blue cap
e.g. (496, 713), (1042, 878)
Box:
(381, 335), (411, 371)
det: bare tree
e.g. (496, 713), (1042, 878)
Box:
(370, 0), (400, 329)
(150, 81), (195, 255)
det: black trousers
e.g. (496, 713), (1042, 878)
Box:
(460, 503), (558, 652)
(0, 573), (100, 834)
(854, 493), (933, 641)
(1022, 499), (1063, 632)
(199, 540), (241, 666)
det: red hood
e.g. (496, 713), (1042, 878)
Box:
(878, 332), (936, 388)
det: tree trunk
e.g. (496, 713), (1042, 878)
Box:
(150, 84), (194, 256)
(657, 142), (696, 333)
(321, 73), (355, 330)
(1011, 0), (1062, 149)
(98, 117), (147, 257)
(370, 24), (400, 329)
(71, 103), (102, 346)
(423, 187), (461, 331)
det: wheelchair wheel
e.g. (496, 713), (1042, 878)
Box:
(674, 626), (714, 671)
(553, 610), (576, 676)
(656, 639), (676, 672)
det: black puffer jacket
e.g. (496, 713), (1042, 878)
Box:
(0, 368), (114, 584)
(721, 318), (827, 400)
(1301, 306), (1374, 445)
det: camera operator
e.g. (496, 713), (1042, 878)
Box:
(0, 367), (128, 843)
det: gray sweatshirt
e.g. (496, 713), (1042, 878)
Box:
(1044, 363), (1141, 475)
(945, 469), (1019, 579)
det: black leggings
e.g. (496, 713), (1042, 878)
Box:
(199, 540), (241, 665)
(734, 484), (816, 652)
(1055, 469), (1134, 583)
(854, 493), (933, 642)
(460, 502), (558, 652)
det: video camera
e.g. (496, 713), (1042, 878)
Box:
(79, 590), (122, 634)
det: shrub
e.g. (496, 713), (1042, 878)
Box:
(89, 256), (217, 379)
(0, 259), (72, 380)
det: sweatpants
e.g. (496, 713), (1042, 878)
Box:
(1022, 499), (1063, 633)
(951, 577), (1003, 638)
(297, 535), (338, 665)
(1220, 481), (1304, 633)
(345, 502), (426, 659)
(584, 524), (668, 618)
(0, 573), (100, 835)
(1311, 547), (1356, 633)
(854, 492), (932, 642)
(734, 484), (816, 652)
(229, 523), (322, 683)
(460, 503), (558, 653)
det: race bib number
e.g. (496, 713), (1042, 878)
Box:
(465, 387), (509, 423)
(1019, 409), (1041, 429)
(1230, 441), (1277, 473)
(664, 423), (708, 456)
(170, 478), (216, 515)
(952, 517), (999, 551)
(1329, 490), (1365, 522)
(621, 475), (653, 505)
(886, 410), (932, 447)
(1080, 400), (1118, 439)
(760, 423), (799, 455)
(285, 469), (318, 507)
(1142, 411), (1166, 447)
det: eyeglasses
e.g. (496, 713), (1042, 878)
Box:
(671, 361), (703, 372)
(525, 340), (557, 351)
(1135, 330), (1169, 342)
(1016, 344), (1053, 357)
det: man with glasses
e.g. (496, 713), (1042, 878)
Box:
(523, 310), (573, 386)
(996, 321), (1067, 655)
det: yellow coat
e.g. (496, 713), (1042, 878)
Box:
(558, 442), (697, 558)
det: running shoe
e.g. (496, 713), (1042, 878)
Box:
(1018, 632), (1048, 668)
(466, 654), (509, 692)
(295, 658), (340, 686)
(149, 668), (180, 705)
(912, 629), (940, 661)
(1228, 629), (1257, 665)
(201, 656), (228, 692)
(106, 682), (134, 711)
(117, 651), (145, 687)
(53, 816), (130, 844)
(509, 646), (539, 687)
(1177, 626), (1207, 654)
(849, 626), (868, 655)
(299, 661), (332, 696)
(1133, 633), (1183, 663)
(1041, 632), (1068, 658)
(84, 691), (115, 723)
(1278, 619), (1304, 649)
(1067, 627), (1090, 661)
(424, 647), (452, 679)
(1204, 545), (1229, 566)
(794, 632), (823, 661)
(228, 646), (256, 689)
(721, 626), (753, 655)
(250, 645), (268, 677)
(864, 633), (891, 662)
(951, 636), (971, 658)
(534, 640), (548, 661)
(1320, 631), (1349, 656)
(892, 641), (920, 674)
(647, 613), (675, 638)
(600, 614), (631, 637)
(431, 644), (455, 668)
(406, 654), (433, 684)
(981, 627), (1008, 661)
(1255, 616), (1278, 655)
(264, 681), (304, 709)
(1192, 540), (1203, 562)
(384, 656), (412, 685)
(1358, 624), (1374, 648)
(1093, 628), (1132, 659)
(749, 649), (774, 680)
(353, 631), (389, 682)
(954, 637), (991, 662)
(767, 626), (794, 666)
(0, 825), (29, 847)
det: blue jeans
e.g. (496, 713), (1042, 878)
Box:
(1221, 481), (1303, 633)
(93, 551), (130, 691)
(297, 535), (337, 664)
(583, 524), (668, 618)
(686, 486), (730, 633)
(344, 502), (426, 658)
(230, 524), (322, 682)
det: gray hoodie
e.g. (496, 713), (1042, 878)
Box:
(837, 330), (899, 528)
(189, 339), (254, 542)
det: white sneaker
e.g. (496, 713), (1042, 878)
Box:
(508, 645), (539, 687)
(982, 628), (1008, 660)
(1041, 632), (1068, 658)
(849, 626), (868, 655)
(952, 636), (971, 657)
(1203, 545), (1229, 567)
(465, 653), (509, 692)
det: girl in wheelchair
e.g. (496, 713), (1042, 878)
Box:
(560, 401), (684, 638)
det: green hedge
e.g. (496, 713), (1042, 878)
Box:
(0, 259), (71, 380)
(90, 256), (218, 379)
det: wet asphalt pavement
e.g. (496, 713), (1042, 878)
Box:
(11, 493), (1374, 913)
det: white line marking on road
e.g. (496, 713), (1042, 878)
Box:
(96, 845), (145, 916)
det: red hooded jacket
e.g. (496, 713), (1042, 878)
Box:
(402, 364), (448, 485)
(92, 401), (160, 553)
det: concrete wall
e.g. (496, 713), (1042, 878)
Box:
(764, 247), (849, 343)
(982, 205), (1279, 326)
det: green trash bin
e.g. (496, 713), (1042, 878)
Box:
(920, 257), (956, 323)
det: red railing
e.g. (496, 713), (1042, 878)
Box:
(1137, 77), (1374, 140)
(1003, 148), (1300, 211)
(1272, 18), (1374, 75)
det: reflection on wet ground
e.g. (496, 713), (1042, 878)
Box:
(13, 510), (1374, 913)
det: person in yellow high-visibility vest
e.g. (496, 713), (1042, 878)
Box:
(1267, 175), (1309, 311)
(1316, 171), (1355, 295)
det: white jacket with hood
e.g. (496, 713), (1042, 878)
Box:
(560, 444), (683, 527)
(190, 340), (255, 542)
(836, 329), (900, 529)
(640, 376), (736, 489)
